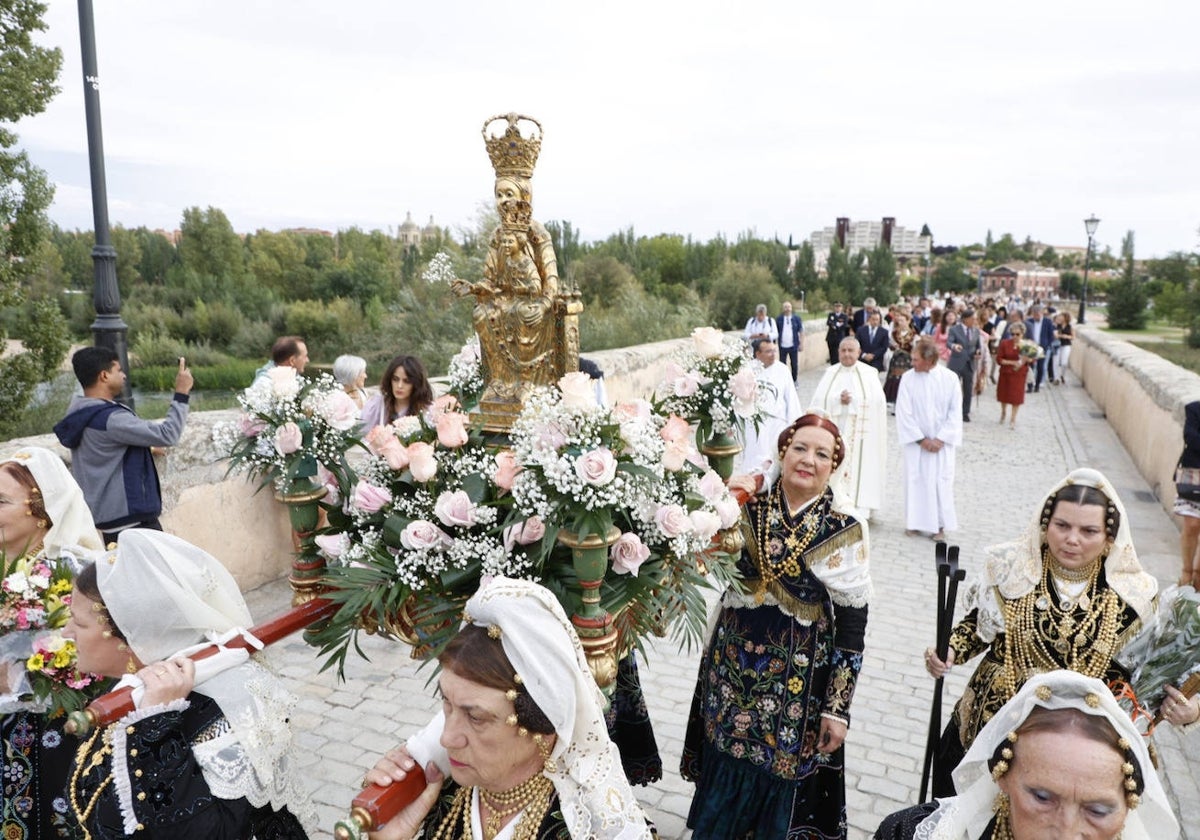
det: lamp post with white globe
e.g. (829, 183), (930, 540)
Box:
(1078, 215), (1100, 324)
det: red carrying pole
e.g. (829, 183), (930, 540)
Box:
(65, 597), (337, 735)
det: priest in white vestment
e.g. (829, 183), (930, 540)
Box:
(895, 337), (963, 540)
(735, 339), (802, 475)
(809, 336), (887, 518)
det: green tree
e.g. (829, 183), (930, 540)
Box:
(706, 260), (784, 330)
(178, 206), (246, 280)
(1153, 282), (1189, 326)
(0, 0), (66, 433)
(864, 243), (898, 305)
(824, 242), (864, 304)
(1106, 230), (1147, 330)
(1038, 245), (1059, 267)
(1059, 270), (1082, 300)
(792, 241), (818, 303)
(134, 226), (177, 285)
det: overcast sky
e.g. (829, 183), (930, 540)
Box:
(16, 1), (1200, 259)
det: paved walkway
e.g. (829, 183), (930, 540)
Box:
(245, 353), (1198, 839)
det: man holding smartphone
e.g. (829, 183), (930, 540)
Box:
(54, 349), (193, 545)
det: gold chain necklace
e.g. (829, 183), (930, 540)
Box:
(753, 488), (822, 601)
(69, 726), (114, 840)
(430, 780), (555, 840)
(1045, 546), (1102, 583)
(1001, 553), (1121, 700)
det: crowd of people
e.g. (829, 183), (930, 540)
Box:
(1, 292), (1198, 839)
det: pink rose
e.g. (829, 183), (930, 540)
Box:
(660, 414), (691, 444)
(315, 533), (348, 559)
(378, 436), (410, 471)
(655, 504), (694, 538)
(365, 425), (396, 453)
(274, 421), (303, 455)
(321, 389), (360, 431)
(317, 464), (341, 506)
(558, 371), (596, 409)
(400, 520), (453, 551)
(536, 422), (568, 451)
(610, 532), (650, 576)
(574, 447), (618, 486)
(352, 481), (392, 514)
(715, 496), (741, 529)
(239, 413), (267, 437)
(662, 439), (691, 473)
(697, 470), (727, 501)
(691, 326), (725, 358)
(425, 394), (461, 424)
(503, 516), (546, 552)
(729, 368), (758, 403)
(613, 400), (652, 422)
(672, 370), (708, 398)
(435, 411), (470, 449)
(493, 450), (522, 492)
(407, 442), (438, 482)
(689, 510), (722, 540)
(434, 490), (479, 528)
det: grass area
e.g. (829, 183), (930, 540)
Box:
(1130, 340), (1200, 375)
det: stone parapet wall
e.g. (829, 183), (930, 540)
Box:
(1071, 328), (1200, 511)
(3, 330), (834, 591)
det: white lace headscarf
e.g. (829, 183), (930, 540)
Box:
(95, 530), (314, 831)
(969, 467), (1157, 642)
(3, 446), (102, 560)
(462, 577), (651, 840)
(915, 671), (1177, 840)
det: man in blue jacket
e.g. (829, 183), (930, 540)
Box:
(775, 301), (804, 382)
(1024, 305), (1055, 392)
(53, 347), (193, 545)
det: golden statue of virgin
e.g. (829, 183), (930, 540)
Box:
(452, 114), (582, 432)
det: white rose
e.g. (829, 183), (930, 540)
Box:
(689, 510), (722, 540)
(610, 532), (651, 576)
(400, 520), (453, 551)
(714, 496), (742, 529)
(558, 371), (596, 410)
(574, 447), (618, 486)
(321, 389), (360, 431)
(655, 504), (694, 538)
(267, 366), (301, 399)
(691, 326), (726, 358)
(434, 490), (479, 528)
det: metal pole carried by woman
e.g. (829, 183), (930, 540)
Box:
(680, 411), (872, 838)
(923, 468), (1157, 798)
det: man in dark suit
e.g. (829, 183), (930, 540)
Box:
(856, 310), (889, 372)
(825, 303), (849, 364)
(1024, 305), (1055, 392)
(947, 308), (983, 421)
(776, 301), (804, 382)
(851, 296), (877, 331)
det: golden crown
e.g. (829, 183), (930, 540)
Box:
(499, 199), (533, 231)
(482, 113), (543, 178)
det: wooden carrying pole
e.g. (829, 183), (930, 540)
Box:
(64, 596), (337, 736)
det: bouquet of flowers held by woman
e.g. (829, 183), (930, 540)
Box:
(654, 326), (767, 444)
(1, 554), (107, 715)
(1017, 339), (1045, 362)
(1115, 584), (1200, 732)
(214, 367), (362, 495)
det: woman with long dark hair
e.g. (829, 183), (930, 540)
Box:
(360, 355), (434, 433)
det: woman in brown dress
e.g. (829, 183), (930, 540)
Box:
(883, 312), (916, 406)
(995, 322), (1029, 429)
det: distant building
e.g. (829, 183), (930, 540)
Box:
(281, 227), (334, 238)
(805, 217), (931, 272)
(982, 262), (1061, 299)
(398, 211), (441, 249)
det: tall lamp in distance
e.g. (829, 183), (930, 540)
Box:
(1078, 215), (1100, 324)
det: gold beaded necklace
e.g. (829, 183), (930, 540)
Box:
(752, 488), (823, 602)
(429, 777), (555, 840)
(1001, 550), (1122, 700)
(69, 726), (114, 840)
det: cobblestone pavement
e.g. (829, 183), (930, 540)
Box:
(244, 355), (1197, 839)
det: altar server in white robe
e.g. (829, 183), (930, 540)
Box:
(735, 339), (802, 475)
(895, 337), (963, 540)
(809, 336), (887, 518)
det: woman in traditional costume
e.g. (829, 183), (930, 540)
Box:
(681, 412), (871, 839)
(1, 447), (103, 840)
(924, 468), (1156, 797)
(875, 670), (1177, 840)
(363, 577), (652, 840)
(883, 311), (917, 406)
(62, 530), (311, 839)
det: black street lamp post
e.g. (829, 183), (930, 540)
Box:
(1078, 215), (1100, 325)
(78, 0), (133, 406)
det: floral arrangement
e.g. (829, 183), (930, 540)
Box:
(1, 554), (107, 715)
(445, 336), (484, 411)
(214, 367), (362, 495)
(307, 373), (744, 675)
(653, 327), (765, 443)
(1017, 339), (1045, 362)
(421, 251), (457, 285)
(1115, 584), (1200, 729)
